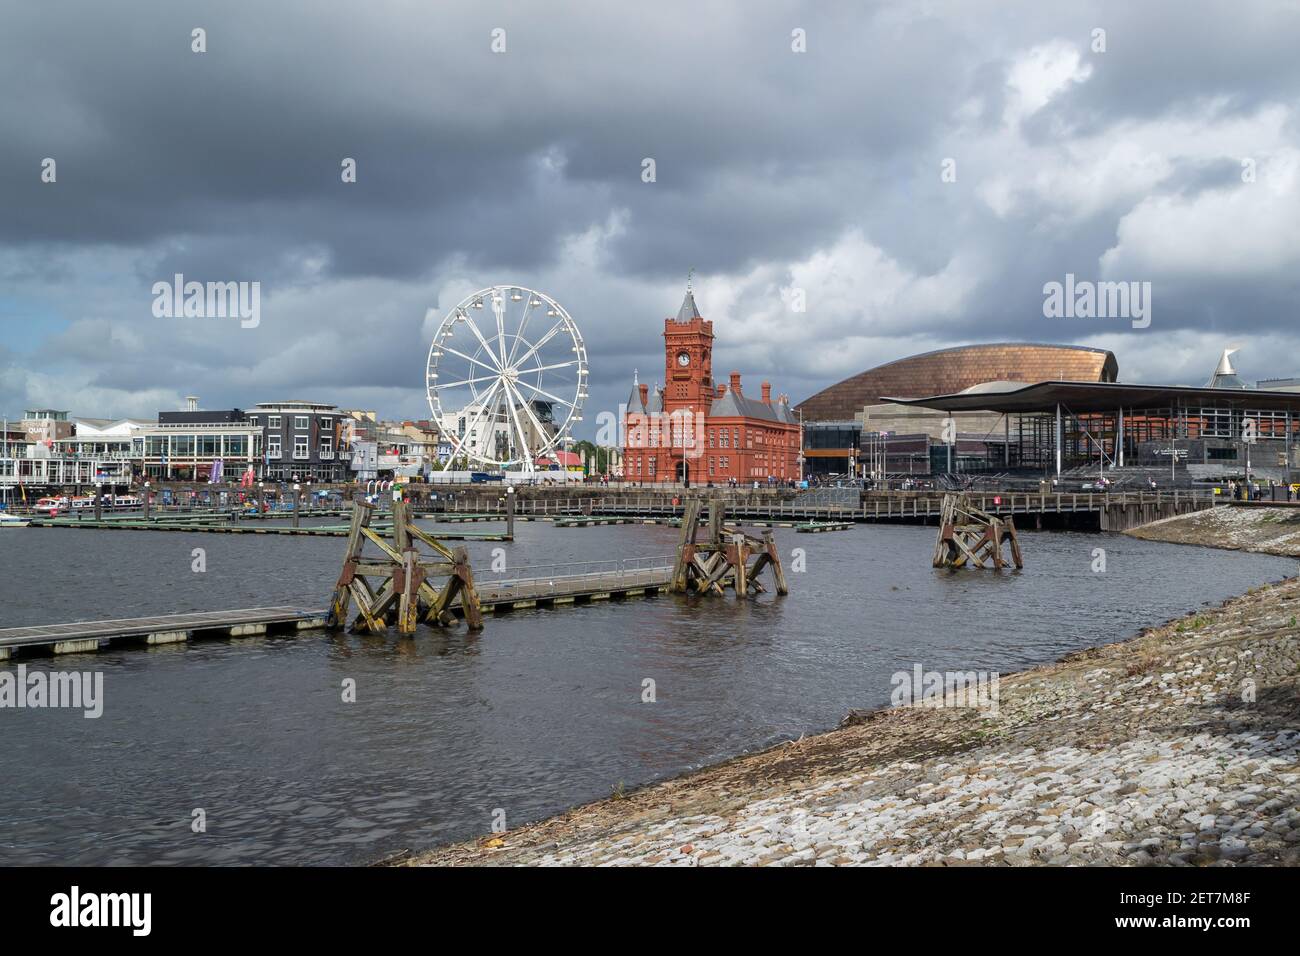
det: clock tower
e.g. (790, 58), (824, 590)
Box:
(662, 285), (714, 416)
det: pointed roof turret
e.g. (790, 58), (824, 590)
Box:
(676, 289), (702, 323)
(626, 369), (646, 412)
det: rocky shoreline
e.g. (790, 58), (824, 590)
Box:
(402, 510), (1300, 867)
(1129, 502), (1300, 558)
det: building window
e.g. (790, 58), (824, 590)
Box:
(268, 415), (281, 429)
(294, 416), (309, 430)
(320, 440), (333, 459)
(267, 440), (281, 459)
(248, 416), (257, 427)
(321, 417), (332, 429)
(294, 438), (309, 459)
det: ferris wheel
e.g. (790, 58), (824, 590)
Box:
(425, 286), (588, 472)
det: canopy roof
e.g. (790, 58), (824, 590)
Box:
(882, 380), (1300, 415)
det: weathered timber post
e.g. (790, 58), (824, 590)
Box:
(505, 485), (516, 540)
(142, 486), (151, 521)
(327, 498), (483, 635)
(327, 498), (370, 628)
(94, 485), (103, 521)
(669, 498), (788, 597)
(292, 484), (302, 527)
(933, 493), (1022, 570)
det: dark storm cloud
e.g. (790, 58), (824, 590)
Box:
(2, 0), (1300, 425)
(0, 0), (961, 280)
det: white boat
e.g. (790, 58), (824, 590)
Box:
(0, 512), (29, 527)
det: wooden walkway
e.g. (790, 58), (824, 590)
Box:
(0, 606), (328, 657)
(474, 560), (673, 611)
(0, 560), (676, 658)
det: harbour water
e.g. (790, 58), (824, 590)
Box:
(0, 521), (1291, 865)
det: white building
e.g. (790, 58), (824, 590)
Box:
(435, 398), (556, 466)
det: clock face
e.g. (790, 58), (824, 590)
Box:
(676, 351), (690, 367)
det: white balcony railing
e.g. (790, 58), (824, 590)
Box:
(319, 450), (335, 460)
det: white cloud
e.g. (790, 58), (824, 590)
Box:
(1003, 40), (1093, 127)
(1101, 149), (1300, 278)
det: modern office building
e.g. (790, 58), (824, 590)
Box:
(142, 400), (261, 481)
(795, 343), (1119, 478)
(885, 349), (1300, 484)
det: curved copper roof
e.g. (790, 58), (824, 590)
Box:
(795, 343), (1118, 422)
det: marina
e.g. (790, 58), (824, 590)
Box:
(0, 515), (1292, 865)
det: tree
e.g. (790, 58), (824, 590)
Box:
(572, 440), (610, 474)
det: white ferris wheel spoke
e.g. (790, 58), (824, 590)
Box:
(459, 314), (503, 371)
(445, 379), (499, 463)
(439, 344), (499, 374)
(511, 382), (554, 448)
(446, 378), (502, 463)
(492, 292), (509, 366)
(502, 380), (535, 470)
(434, 371), (501, 390)
(513, 377), (578, 409)
(506, 296), (537, 368)
(523, 320), (566, 357)
(515, 359), (578, 375)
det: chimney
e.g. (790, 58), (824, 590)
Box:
(729, 372), (741, 394)
(638, 383), (649, 407)
(186, 395), (199, 412)
(761, 381), (771, 404)
(716, 384), (726, 398)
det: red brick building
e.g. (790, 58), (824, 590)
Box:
(622, 289), (801, 485)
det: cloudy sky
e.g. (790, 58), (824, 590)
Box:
(2, 0), (1299, 438)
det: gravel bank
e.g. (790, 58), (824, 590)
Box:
(1129, 503), (1300, 558)
(404, 572), (1300, 866)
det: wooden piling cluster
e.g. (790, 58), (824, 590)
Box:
(669, 499), (789, 597)
(932, 493), (1023, 570)
(327, 499), (484, 634)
